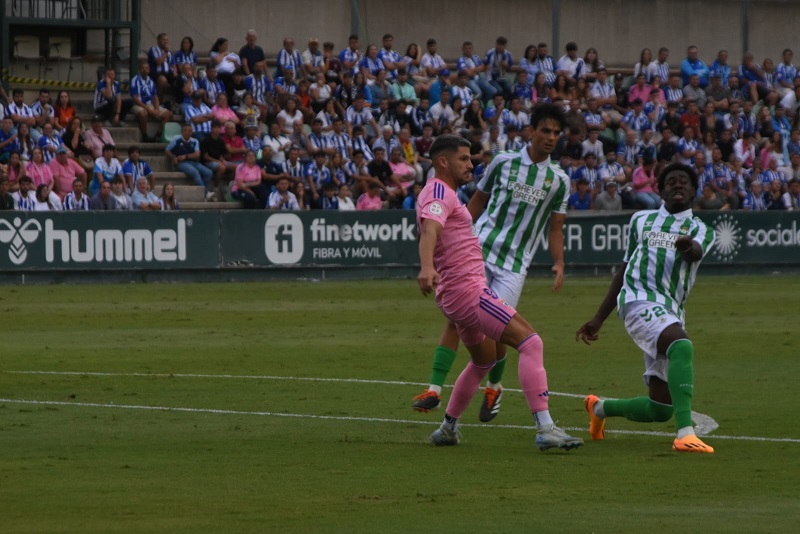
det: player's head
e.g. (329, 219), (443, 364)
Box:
(658, 162), (698, 212)
(530, 103), (566, 156)
(429, 134), (473, 186)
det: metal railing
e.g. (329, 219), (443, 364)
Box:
(7, 0), (132, 21)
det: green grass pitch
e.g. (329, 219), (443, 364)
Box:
(1, 276), (798, 532)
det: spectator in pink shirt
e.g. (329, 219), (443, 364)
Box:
(627, 73), (652, 105)
(231, 149), (268, 208)
(388, 147), (416, 190)
(84, 116), (115, 159)
(356, 182), (383, 210)
(632, 156), (661, 209)
(212, 93), (240, 128)
(48, 146), (87, 199)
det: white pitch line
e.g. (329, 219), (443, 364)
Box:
(4, 369), (722, 434)
(0, 397), (797, 444)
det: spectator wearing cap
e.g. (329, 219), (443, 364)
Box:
(594, 180), (622, 211)
(556, 41), (585, 82)
(421, 39), (447, 79)
(185, 91), (214, 142)
(302, 38), (325, 81)
(49, 145), (86, 199)
(130, 61), (173, 142)
(485, 36), (514, 99)
(428, 68), (451, 106)
(84, 116), (115, 160)
(680, 45), (710, 87)
(391, 69), (418, 106)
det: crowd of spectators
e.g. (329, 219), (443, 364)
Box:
(2, 31), (800, 212)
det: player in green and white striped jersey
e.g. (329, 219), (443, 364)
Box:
(412, 104), (571, 422)
(577, 163), (717, 453)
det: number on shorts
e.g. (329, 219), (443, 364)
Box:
(639, 305), (666, 322)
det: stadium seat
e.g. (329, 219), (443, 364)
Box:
(162, 122), (182, 143)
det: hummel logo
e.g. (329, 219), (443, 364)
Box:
(0, 217), (42, 265)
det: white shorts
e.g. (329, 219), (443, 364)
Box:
(484, 263), (527, 308)
(622, 301), (683, 385)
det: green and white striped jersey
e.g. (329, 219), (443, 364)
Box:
(618, 206), (715, 321)
(475, 149), (570, 274)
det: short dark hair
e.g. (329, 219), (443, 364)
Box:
(12, 89), (23, 96)
(426, 38), (437, 46)
(348, 34), (359, 41)
(429, 134), (470, 160)
(128, 145), (140, 155)
(496, 36), (508, 45)
(530, 103), (566, 130)
(566, 42), (578, 52)
(111, 176), (124, 185)
(383, 33), (393, 40)
(102, 143), (115, 152)
(658, 162), (699, 193)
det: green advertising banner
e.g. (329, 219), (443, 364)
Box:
(220, 211), (418, 267)
(531, 211), (800, 266)
(0, 212), (219, 270)
(0, 210), (796, 272)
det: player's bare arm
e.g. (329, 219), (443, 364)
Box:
(417, 218), (443, 296)
(548, 212), (566, 292)
(576, 262), (627, 344)
(466, 189), (489, 222)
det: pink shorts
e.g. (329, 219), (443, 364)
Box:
(439, 286), (517, 347)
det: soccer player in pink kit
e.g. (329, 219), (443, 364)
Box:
(417, 134), (583, 451)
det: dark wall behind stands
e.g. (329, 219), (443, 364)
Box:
(140, 0), (797, 69)
(0, 211), (797, 283)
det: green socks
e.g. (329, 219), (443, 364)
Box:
(667, 339), (694, 431)
(487, 356), (506, 385)
(429, 345), (457, 388)
(603, 396), (673, 422)
(601, 339), (694, 430)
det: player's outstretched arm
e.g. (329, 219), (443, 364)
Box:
(576, 263), (626, 345)
(417, 218), (443, 296)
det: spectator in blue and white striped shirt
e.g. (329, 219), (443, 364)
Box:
(37, 123), (63, 163)
(174, 36), (198, 74)
(457, 41), (494, 102)
(340, 35), (363, 76)
(63, 178), (90, 211)
(199, 65), (226, 108)
(451, 72), (475, 108)
(277, 37), (306, 80)
(652, 48), (671, 86)
(775, 49), (797, 96)
(377, 34), (403, 80)
(328, 118), (351, 162)
(12, 176), (36, 211)
(484, 36), (513, 99)
(184, 92), (215, 142)
(7, 89), (40, 141)
(31, 89), (54, 129)
(148, 33), (177, 102)
(94, 67), (133, 126)
(130, 61), (173, 142)
(245, 62), (273, 118)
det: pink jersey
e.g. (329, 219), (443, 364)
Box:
(417, 177), (485, 304)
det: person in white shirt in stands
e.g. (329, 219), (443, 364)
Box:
(268, 175), (300, 210)
(421, 38), (448, 80)
(7, 89), (40, 142)
(302, 38), (325, 81)
(428, 90), (456, 135)
(556, 42), (585, 83)
(484, 36), (514, 99)
(277, 37), (305, 80)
